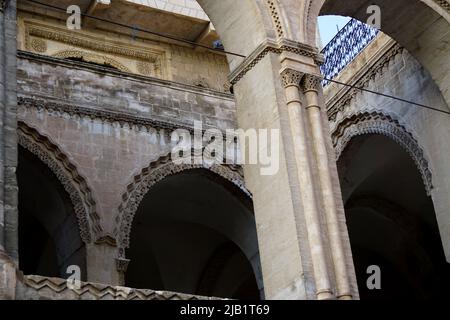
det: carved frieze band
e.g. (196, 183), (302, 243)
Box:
(23, 275), (221, 300)
(229, 39), (320, 85)
(17, 121), (103, 243)
(114, 153), (251, 257)
(24, 20), (166, 78)
(332, 112), (433, 195)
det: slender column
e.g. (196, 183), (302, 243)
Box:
(280, 69), (334, 300)
(302, 74), (352, 300)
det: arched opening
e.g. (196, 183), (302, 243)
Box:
(316, 0), (450, 106)
(125, 169), (262, 300)
(337, 134), (450, 299)
(17, 145), (86, 280)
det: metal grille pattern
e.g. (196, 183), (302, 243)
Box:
(320, 19), (379, 86)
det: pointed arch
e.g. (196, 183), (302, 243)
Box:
(17, 121), (102, 243)
(114, 153), (251, 255)
(332, 112), (433, 195)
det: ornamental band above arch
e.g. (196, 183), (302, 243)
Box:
(332, 112), (434, 196)
(113, 153), (251, 257)
(17, 121), (103, 243)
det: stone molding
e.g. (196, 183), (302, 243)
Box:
(266, 0), (285, 38)
(114, 153), (250, 257)
(17, 96), (233, 141)
(22, 275), (221, 300)
(17, 121), (102, 243)
(332, 112), (433, 195)
(228, 38), (320, 85)
(18, 50), (234, 100)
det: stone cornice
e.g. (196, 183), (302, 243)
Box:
(17, 95), (197, 134)
(228, 38), (320, 85)
(18, 50), (234, 100)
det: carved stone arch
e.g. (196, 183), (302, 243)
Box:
(17, 121), (102, 243)
(52, 50), (131, 73)
(114, 153), (252, 256)
(331, 111), (433, 195)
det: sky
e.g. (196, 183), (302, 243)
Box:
(318, 15), (351, 48)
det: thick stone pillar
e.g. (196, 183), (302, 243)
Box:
(228, 37), (359, 299)
(0, 0), (18, 299)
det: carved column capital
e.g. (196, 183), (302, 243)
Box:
(115, 257), (130, 273)
(302, 74), (322, 93)
(280, 69), (304, 88)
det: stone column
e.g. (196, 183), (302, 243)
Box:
(280, 69), (334, 300)
(0, 0), (18, 299)
(302, 74), (352, 300)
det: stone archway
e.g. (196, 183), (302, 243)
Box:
(332, 112), (434, 195)
(115, 154), (263, 299)
(335, 130), (450, 299)
(305, 0), (450, 106)
(17, 122), (102, 244)
(115, 153), (253, 254)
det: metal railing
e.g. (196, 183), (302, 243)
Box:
(320, 19), (379, 86)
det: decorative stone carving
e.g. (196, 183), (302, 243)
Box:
(114, 153), (251, 256)
(281, 69), (304, 88)
(136, 60), (155, 76)
(115, 258), (130, 274)
(95, 234), (117, 247)
(332, 112), (433, 195)
(266, 0), (284, 38)
(228, 39), (319, 85)
(24, 20), (166, 78)
(302, 74), (321, 92)
(30, 38), (47, 53)
(22, 275), (221, 300)
(52, 50), (131, 73)
(17, 121), (102, 243)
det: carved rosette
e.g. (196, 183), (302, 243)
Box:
(280, 69), (304, 88)
(302, 74), (321, 93)
(30, 38), (47, 53)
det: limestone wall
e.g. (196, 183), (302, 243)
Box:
(325, 32), (450, 262)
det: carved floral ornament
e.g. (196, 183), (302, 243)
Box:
(332, 112), (433, 195)
(17, 121), (103, 243)
(24, 20), (166, 78)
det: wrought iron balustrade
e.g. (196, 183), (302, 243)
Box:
(320, 18), (379, 86)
